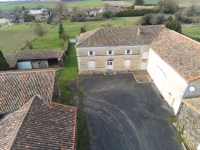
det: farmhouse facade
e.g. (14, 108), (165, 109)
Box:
(76, 26), (163, 74)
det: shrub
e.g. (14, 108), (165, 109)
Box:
(165, 20), (182, 33)
(115, 9), (155, 17)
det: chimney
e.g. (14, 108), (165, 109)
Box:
(137, 27), (141, 36)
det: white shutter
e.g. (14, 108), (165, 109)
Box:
(93, 51), (95, 56)
(125, 60), (130, 66)
(112, 51), (114, 55)
(88, 51), (90, 56)
(130, 50), (132, 54)
(107, 51), (109, 55)
(142, 52), (149, 59)
(89, 61), (95, 69)
(125, 50), (127, 54)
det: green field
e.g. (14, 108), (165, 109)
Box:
(24, 17), (141, 50)
(182, 25), (200, 38)
(0, 0), (199, 11)
(0, 23), (52, 54)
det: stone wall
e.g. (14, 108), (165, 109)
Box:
(176, 103), (200, 150)
(76, 45), (149, 74)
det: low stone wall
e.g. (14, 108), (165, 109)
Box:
(176, 103), (200, 150)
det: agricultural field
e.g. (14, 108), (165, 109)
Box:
(182, 24), (200, 38)
(0, 0), (199, 11)
(24, 17), (141, 50)
(0, 23), (52, 54)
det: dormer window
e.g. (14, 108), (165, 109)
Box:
(107, 50), (114, 55)
(88, 51), (95, 56)
(125, 50), (132, 54)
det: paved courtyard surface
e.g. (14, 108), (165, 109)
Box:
(80, 74), (182, 150)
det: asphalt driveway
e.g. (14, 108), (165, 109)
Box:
(80, 74), (182, 150)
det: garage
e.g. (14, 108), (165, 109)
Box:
(154, 66), (166, 91)
(17, 61), (32, 70)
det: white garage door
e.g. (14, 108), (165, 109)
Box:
(154, 67), (166, 91)
(17, 61), (32, 70)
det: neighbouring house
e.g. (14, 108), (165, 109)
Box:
(2, 13), (15, 23)
(29, 8), (50, 21)
(87, 7), (100, 17)
(0, 70), (76, 150)
(29, 8), (47, 15)
(4, 49), (66, 70)
(99, 6), (117, 14)
(0, 17), (7, 24)
(134, 5), (155, 10)
(116, 6), (126, 13)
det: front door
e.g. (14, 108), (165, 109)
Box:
(107, 61), (113, 70)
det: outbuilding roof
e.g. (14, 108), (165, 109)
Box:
(0, 70), (56, 114)
(4, 49), (65, 68)
(0, 96), (76, 150)
(16, 49), (65, 60)
(4, 54), (17, 68)
(150, 28), (200, 81)
(76, 25), (164, 47)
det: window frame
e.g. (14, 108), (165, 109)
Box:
(125, 50), (132, 55)
(88, 51), (95, 56)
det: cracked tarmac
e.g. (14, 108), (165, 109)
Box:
(80, 74), (182, 150)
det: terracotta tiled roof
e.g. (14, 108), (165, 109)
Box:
(150, 28), (200, 81)
(76, 25), (164, 47)
(0, 70), (56, 114)
(16, 49), (65, 60)
(11, 96), (76, 150)
(134, 5), (155, 9)
(182, 97), (200, 113)
(184, 79), (200, 99)
(0, 97), (34, 150)
(4, 54), (17, 68)
(0, 96), (76, 150)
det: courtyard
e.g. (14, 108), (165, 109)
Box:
(80, 74), (182, 150)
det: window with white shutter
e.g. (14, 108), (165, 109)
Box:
(125, 50), (132, 54)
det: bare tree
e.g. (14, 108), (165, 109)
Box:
(55, 3), (69, 19)
(34, 25), (46, 40)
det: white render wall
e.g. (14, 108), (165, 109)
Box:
(147, 48), (188, 115)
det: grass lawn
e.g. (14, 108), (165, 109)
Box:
(0, 23), (52, 54)
(25, 17), (141, 50)
(182, 24), (200, 38)
(56, 43), (78, 105)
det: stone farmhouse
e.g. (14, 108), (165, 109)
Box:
(76, 25), (200, 115)
(0, 70), (76, 150)
(76, 25), (200, 149)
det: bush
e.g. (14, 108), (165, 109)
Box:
(80, 27), (86, 33)
(115, 9), (155, 17)
(102, 10), (114, 19)
(25, 40), (33, 49)
(165, 20), (182, 33)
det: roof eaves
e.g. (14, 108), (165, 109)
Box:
(76, 28), (102, 47)
(7, 97), (34, 150)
